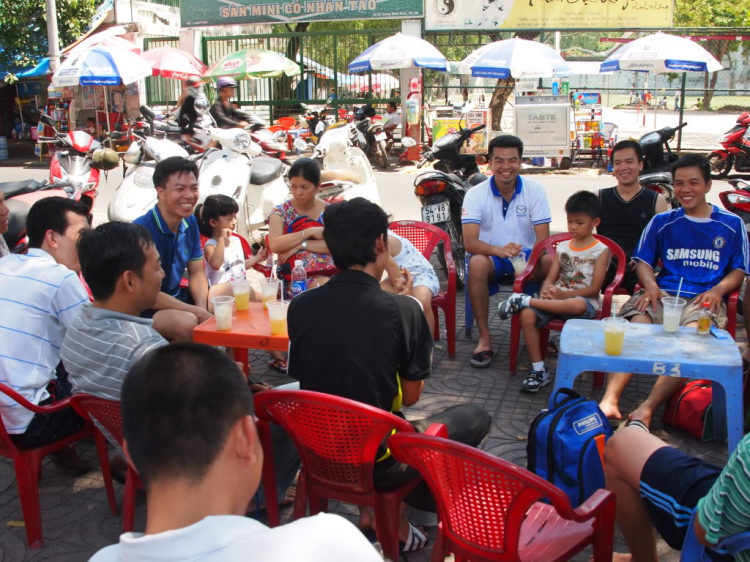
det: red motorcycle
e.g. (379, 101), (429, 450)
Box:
(719, 179), (750, 232)
(708, 112), (750, 179)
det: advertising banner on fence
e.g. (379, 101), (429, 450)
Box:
(426, 0), (673, 30)
(182, 0), (423, 27)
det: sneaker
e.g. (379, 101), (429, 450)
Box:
(498, 293), (526, 320)
(521, 368), (550, 393)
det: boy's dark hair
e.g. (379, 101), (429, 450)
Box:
(565, 190), (600, 219)
(27, 196), (90, 249)
(323, 197), (389, 270)
(194, 195), (240, 238)
(671, 154), (711, 183)
(288, 158), (321, 186)
(488, 134), (523, 159)
(611, 140), (643, 163)
(122, 343), (253, 489)
(153, 156), (199, 190)
(78, 222), (154, 301)
(86, 117), (96, 123)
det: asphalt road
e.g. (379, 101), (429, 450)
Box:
(0, 160), (741, 233)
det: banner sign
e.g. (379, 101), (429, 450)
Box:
(182, 0), (423, 27)
(426, 0), (673, 30)
(514, 98), (571, 157)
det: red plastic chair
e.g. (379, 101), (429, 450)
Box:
(0, 384), (93, 549)
(253, 390), (445, 562)
(70, 395), (141, 532)
(388, 432), (616, 562)
(510, 234), (626, 388)
(389, 220), (457, 357)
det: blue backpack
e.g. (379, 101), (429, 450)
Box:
(527, 388), (613, 507)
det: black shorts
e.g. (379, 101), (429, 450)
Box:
(141, 287), (194, 319)
(640, 446), (729, 559)
(604, 260), (639, 295)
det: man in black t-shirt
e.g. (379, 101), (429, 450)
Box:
(288, 198), (490, 551)
(598, 140), (669, 294)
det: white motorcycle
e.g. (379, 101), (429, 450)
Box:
(108, 103), (289, 241)
(308, 123), (381, 205)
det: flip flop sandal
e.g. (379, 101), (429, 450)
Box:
(470, 350), (494, 368)
(400, 522), (429, 553)
(268, 359), (288, 373)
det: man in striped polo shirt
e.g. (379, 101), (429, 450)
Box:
(605, 425), (750, 561)
(0, 197), (92, 473)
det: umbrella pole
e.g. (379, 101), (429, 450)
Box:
(103, 85), (113, 149)
(15, 85), (25, 130)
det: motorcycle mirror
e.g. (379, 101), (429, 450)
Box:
(300, 103), (308, 111)
(461, 102), (475, 114)
(109, 131), (124, 140)
(475, 154), (487, 166)
(194, 97), (210, 115)
(273, 130), (287, 143)
(40, 114), (57, 129)
(294, 138), (308, 151)
(401, 136), (417, 148)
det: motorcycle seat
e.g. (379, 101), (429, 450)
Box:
(4, 198), (31, 247)
(321, 169), (361, 184)
(447, 173), (464, 184)
(0, 180), (43, 199)
(640, 171), (672, 185)
(250, 156), (283, 185)
(153, 122), (183, 134)
(467, 173), (488, 186)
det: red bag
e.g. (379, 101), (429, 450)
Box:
(661, 380), (713, 441)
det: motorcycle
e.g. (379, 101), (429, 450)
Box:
(307, 126), (380, 206)
(719, 179), (750, 233)
(352, 104), (389, 170)
(246, 114), (291, 163)
(38, 114), (115, 212)
(1, 179), (76, 254)
(109, 103), (289, 242)
(637, 122), (687, 208)
(413, 111), (488, 290)
(708, 112), (750, 179)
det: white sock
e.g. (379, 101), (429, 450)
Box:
(521, 295), (532, 307)
(532, 361), (546, 373)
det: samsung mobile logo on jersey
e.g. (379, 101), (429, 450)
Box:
(666, 248), (721, 270)
(573, 413), (603, 435)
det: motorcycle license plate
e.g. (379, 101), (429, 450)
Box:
(421, 202), (450, 224)
(375, 132), (387, 141)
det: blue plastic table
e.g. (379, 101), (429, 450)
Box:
(553, 319), (743, 453)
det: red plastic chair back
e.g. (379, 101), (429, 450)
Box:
(254, 390), (414, 494)
(389, 432), (614, 561)
(268, 125), (286, 134)
(70, 395), (124, 443)
(275, 117), (296, 130)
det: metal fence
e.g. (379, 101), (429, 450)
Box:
(201, 26), (401, 121)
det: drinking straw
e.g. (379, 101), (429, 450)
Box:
(676, 277), (683, 301)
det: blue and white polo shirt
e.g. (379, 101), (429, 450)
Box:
(461, 175), (551, 251)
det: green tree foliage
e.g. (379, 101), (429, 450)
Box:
(0, 0), (97, 71)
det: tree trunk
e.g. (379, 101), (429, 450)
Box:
(702, 42), (729, 111)
(490, 78), (515, 131)
(276, 22), (310, 117)
(703, 71), (720, 110)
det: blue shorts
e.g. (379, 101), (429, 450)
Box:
(489, 250), (532, 296)
(640, 446), (727, 557)
(530, 297), (598, 328)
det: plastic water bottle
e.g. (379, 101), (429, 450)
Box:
(291, 260), (307, 297)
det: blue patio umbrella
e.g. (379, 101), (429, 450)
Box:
(459, 38), (573, 79)
(348, 33), (447, 73)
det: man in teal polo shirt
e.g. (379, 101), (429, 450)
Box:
(134, 157), (211, 341)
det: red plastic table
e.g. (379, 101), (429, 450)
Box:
(193, 302), (289, 373)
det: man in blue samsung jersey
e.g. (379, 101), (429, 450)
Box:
(599, 155), (748, 426)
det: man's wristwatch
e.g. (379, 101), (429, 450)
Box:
(301, 241), (308, 250)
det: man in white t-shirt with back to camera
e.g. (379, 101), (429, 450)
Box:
(90, 343), (382, 562)
(462, 134), (553, 369)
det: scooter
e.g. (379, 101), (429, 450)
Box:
(708, 112), (750, 179)
(246, 115), (291, 163)
(353, 104), (389, 170)
(637, 122), (687, 208)
(1, 179), (75, 254)
(413, 113), (488, 290)
(719, 179), (750, 232)
(38, 114), (110, 212)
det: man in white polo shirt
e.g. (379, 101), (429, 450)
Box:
(462, 135), (552, 368)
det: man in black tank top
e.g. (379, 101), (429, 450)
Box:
(598, 141), (669, 294)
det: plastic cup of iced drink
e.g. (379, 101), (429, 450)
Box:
(662, 296), (687, 333)
(510, 253), (527, 275)
(260, 279), (281, 309)
(232, 280), (252, 311)
(212, 296), (235, 331)
(267, 300), (290, 335)
(602, 316), (628, 356)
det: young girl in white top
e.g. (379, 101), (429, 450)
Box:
(195, 195), (267, 287)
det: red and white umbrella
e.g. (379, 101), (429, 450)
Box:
(68, 35), (140, 57)
(141, 46), (207, 80)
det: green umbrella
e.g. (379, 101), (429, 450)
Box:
(204, 49), (300, 80)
